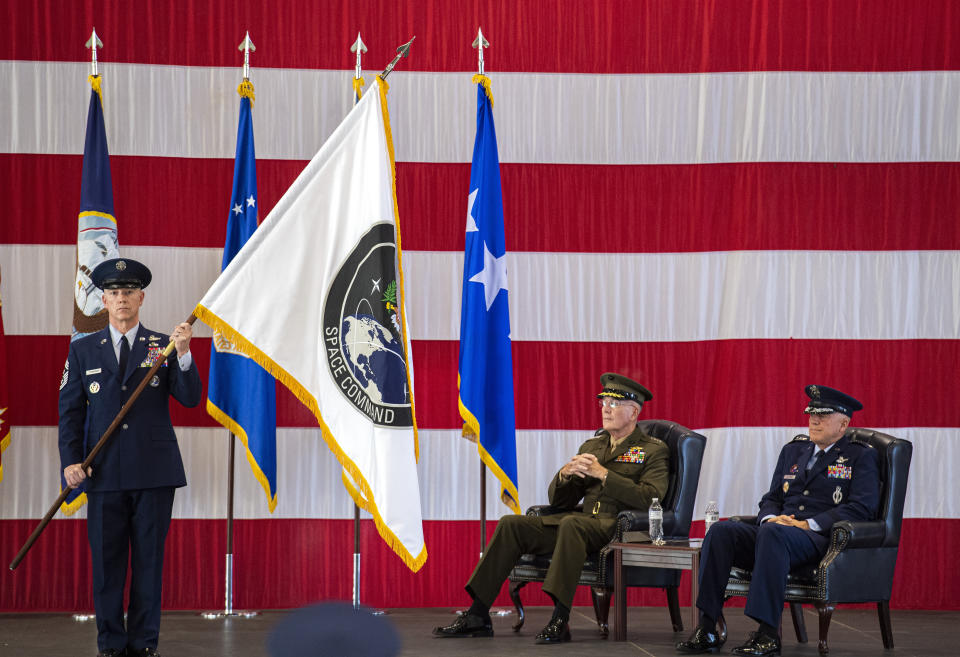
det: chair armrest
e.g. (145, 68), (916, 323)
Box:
(830, 520), (886, 549)
(526, 504), (582, 517)
(728, 515), (758, 525)
(614, 509), (648, 536)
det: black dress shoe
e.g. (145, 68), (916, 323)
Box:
(731, 631), (781, 656)
(675, 625), (725, 653)
(134, 649), (161, 657)
(96, 650), (125, 657)
(534, 616), (571, 644)
(433, 612), (494, 638)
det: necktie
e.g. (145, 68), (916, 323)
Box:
(118, 335), (130, 381)
(807, 448), (827, 471)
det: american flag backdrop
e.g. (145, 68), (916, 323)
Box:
(1, 1), (958, 612)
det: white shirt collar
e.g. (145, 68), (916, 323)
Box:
(108, 323), (140, 346)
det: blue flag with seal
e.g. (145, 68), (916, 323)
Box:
(458, 75), (520, 514)
(60, 75), (121, 514)
(206, 80), (278, 511)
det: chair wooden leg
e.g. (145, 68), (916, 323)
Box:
(877, 600), (894, 649)
(591, 586), (611, 637)
(814, 602), (835, 655)
(508, 580), (526, 632)
(717, 612), (727, 643)
(790, 602), (808, 643)
(666, 586), (683, 632)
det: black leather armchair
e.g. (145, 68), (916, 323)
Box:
(507, 419), (707, 636)
(723, 428), (913, 654)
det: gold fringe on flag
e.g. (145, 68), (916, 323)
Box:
(237, 79), (256, 106)
(87, 75), (102, 100)
(472, 73), (493, 107)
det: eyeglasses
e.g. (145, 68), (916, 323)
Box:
(598, 399), (631, 409)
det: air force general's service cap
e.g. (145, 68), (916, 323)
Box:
(804, 384), (863, 418)
(91, 258), (152, 290)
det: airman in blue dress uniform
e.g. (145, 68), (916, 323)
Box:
(676, 385), (880, 656)
(59, 258), (201, 657)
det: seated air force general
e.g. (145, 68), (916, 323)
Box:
(59, 258), (202, 657)
(434, 373), (670, 644)
(676, 385), (880, 656)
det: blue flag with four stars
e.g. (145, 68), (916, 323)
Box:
(206, 83), (279, 511)
(458, 76), (520, 514)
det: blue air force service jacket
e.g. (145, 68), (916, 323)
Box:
(58, 325), (202, 492)
(757, 434), (880, 533)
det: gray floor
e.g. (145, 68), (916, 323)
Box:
(0, 606), (955, 657)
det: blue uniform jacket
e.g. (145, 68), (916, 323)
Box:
(757, 434), (880, 534)
(58, 325), (202, 492)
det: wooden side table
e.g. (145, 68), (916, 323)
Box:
(609, 539), (703, 641)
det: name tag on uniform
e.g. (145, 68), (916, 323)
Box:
(615, 446), (645, 463)
(85, 368), (102, 375)
(827, 465), (852, 479)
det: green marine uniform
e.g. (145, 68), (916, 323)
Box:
(466, 425), (669, 608)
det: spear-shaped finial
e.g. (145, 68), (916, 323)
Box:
(85, 28), (103, 77)
(350, 32), (367, 80)
(380, 36), (415, 81)
(472, 27), (489, 76)
(238, 31), (256, 80)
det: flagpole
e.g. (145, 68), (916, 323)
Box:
(467, 28), (511, 617)
(379, 37), (415, 80)
(474, 26), (491, 560)
(202, 32), (260, 620)
(349, 31), (368, 610)
(65, 29), (107, 621)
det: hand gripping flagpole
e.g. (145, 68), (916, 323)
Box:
(201, 32), (259, 620)
(10, 316), (197, 570)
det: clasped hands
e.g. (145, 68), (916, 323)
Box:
(561, 453), (607, 481)
(764, 514), (810, 530)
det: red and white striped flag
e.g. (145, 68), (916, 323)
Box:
(0, 1), (957, 611)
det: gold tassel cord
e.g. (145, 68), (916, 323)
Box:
(237, 79), (256, 106)
(88, 75), (102, 101)
(472, 74), (494, 107)
(353, 76), (365, 99)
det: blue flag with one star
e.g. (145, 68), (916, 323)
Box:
(206, 83), (278, 511)
(458, 76), (520, 514)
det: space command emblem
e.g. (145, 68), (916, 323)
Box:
(322, 222), (412, 429)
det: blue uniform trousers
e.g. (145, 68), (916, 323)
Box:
(697, 521), (827, 629)
(87, 487), (175, 652)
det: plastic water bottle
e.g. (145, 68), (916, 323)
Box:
(705, 500), (719, 535)
(649, 497), (664, 544)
